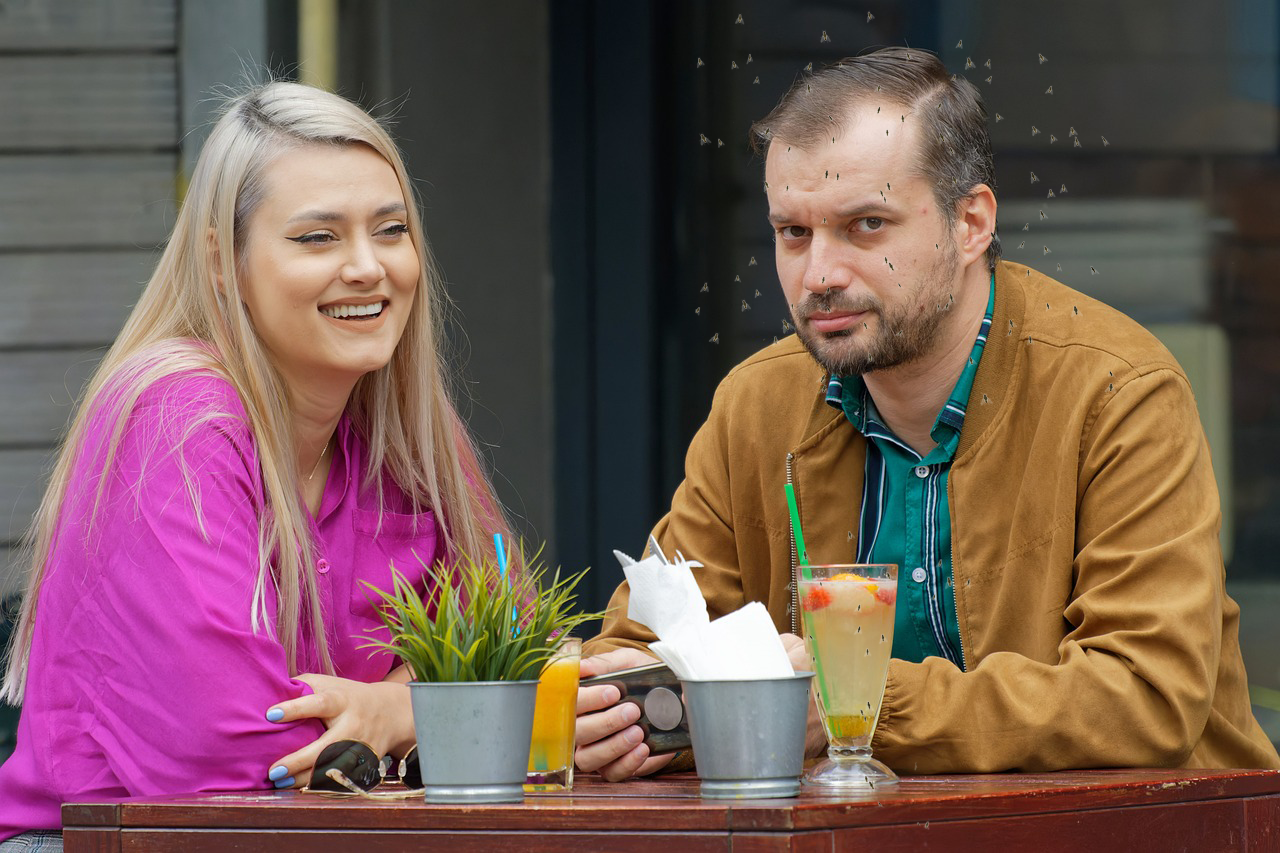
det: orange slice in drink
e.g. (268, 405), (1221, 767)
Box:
(829, 571), (878, 595)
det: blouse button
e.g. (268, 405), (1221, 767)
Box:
(317, 558), (330, 575)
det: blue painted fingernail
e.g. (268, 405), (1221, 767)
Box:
(273, 776), (295, 789)
(266, 708), (284, 722)
(268, 765), (289, 781)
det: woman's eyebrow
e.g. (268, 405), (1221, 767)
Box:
(287, 202), (407, 225)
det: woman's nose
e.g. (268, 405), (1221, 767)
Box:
(341, 238), (385, 286)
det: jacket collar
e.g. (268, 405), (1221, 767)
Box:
(957, 261), (1028, 459)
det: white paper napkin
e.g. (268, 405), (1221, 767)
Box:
(614, 549), (794, 680)
(616, 550), (709, 643)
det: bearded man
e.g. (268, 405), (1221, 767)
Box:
(574, 47), (1280, 779)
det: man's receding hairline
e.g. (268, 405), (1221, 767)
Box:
(765, 96), (931, 184)
(763, 90), (929, 155)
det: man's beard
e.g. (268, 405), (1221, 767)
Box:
(792, 246), (960, 377)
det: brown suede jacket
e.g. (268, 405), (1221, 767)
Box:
(587, 261), (1280, 774)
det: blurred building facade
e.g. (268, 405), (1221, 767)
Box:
(3, 0), (1280, 756)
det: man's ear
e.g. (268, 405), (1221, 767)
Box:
(206, 228), (226, 297)
(954, 184), (997, 268)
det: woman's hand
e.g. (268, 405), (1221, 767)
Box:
(263, 673), (415, 788)
(573, 647), (674, 781)
(779, 633), (828, 758)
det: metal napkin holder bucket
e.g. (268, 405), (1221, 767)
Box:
(681, 671), (813, 799)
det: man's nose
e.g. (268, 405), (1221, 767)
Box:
(801, 235), (852, 294)
(340, 237), (386, 287)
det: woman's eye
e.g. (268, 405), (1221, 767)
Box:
(379, 223), (410, 237)
(287, 233), (334, 245)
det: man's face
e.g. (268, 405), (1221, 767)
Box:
(765, 102), (963, 376)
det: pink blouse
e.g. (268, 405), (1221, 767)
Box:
(0, 371), (441, 837)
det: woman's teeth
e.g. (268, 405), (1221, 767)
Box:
(321, 302), (385, 319)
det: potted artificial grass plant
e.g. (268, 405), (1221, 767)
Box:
(363, 544), (600, 803)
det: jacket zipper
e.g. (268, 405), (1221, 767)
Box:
(786, 452), (799, 635)
(950, 535), (968, 671)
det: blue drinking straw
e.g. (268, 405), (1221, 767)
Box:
(494, 533), (518, 629)
(494, 532), (508, 580)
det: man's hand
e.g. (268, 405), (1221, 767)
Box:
(780, 633), (828, 758)
(574, 647), (675, 781)
(263, 674), (414, 788)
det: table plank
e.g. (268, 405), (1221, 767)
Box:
(115, 830), (731, 853)
(831, 799), (1244, 852)
(1246, 794), (1280, 852)
(774, 769), (1280, 831)
(61, 768), (1280, 851)
(730, 832), (833, 853)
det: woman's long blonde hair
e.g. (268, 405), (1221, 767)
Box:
(1, 82), (507, 703)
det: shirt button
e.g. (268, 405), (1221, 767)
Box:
(911, 567), (927, 583)
(914, 466), (929, 478)
(317, 558), (330, 575)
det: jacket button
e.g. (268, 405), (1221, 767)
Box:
(317, 558), (330, 575)
(911, 567), (927, 583)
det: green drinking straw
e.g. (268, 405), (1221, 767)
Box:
(784, 483), (812, 580)
(785, 485), (830, 707)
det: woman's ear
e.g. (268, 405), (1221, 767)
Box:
(955, 184), (997, 268)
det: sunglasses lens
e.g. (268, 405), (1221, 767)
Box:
(310, 740), (383, 792)
(399, 744), (422, 788)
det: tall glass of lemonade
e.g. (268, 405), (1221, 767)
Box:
(798, 564), (898, 788)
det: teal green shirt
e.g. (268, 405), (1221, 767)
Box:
(824, 275), (994, 665)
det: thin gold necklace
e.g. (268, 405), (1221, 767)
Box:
(307, 438), (333, 482)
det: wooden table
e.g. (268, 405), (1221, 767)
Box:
(63, 768), (1280, 851)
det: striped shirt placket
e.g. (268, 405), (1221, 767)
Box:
(860, 411), (960, 663)
(856, 430), (886, 563)
(923, 465), (961, 664)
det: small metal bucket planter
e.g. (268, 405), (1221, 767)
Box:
(409, 680), (540, 804)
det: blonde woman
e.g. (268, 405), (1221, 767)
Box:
(0, 82), (509, 843)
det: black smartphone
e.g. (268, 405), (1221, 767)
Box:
(580, 662), (691, 754)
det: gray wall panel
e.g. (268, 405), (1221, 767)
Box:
(0, 56), (178, 151)
(1, 546), (21, 599)
(0, 449), (52, 544)
(0, 350), (100, 445)
(0, 251), (152, 347)
(0, 0), (175, 50)
(0, 154), (176, 249)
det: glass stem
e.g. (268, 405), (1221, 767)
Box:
(828, 745), (873, 762)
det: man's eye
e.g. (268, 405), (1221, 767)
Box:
(854, 218), (884, 232)
(779, 225), (809, 239)
(287, 233), (334, 245)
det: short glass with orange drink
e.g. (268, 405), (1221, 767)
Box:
(524, 636), (581, 792)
